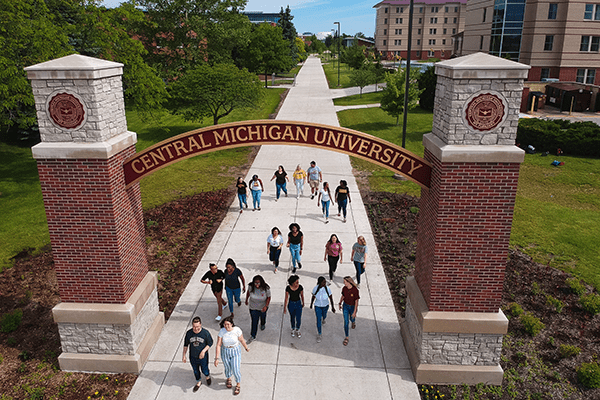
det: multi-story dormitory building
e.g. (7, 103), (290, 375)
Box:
(373, 0), (467, 60)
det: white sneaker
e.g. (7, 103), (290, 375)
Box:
(291, 330), (296, 337)
(317, 335), (322, 343)
(215, 315), (222, 321)
(222, 304), (227, 310)
(296, 331), (302, 338)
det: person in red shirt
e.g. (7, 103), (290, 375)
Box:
(339, 276), (359, 346)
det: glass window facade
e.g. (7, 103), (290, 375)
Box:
(548, 3), (557, 19)
(489, 0), (526, 61)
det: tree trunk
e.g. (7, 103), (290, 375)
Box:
(265, 72), (268, 88)
(396, 115), (400, 126)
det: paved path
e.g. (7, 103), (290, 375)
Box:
(128, 55), (419, 400)
(335, 103), (382, 112)
(330, 83), (385, 99)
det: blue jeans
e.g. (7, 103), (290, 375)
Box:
(294, 179), (304, 196)
(321, 200), (330, 218)
(190, 352), (210, 381)
(225, 286), (241, 313)
(338, 198), (348, 218)
(249, 309), (267, 338)
(289, 243), (301, 268)
(251, 189), (261, 209)
(276, 182), (287, 199)
(315, 305), (328, 335)
(269, 246), (281, 267)
(354, 261), (365, 285)
(237, 193), (247, 210)
(343, 303), (356, 337)
(288, 300), (302, 330)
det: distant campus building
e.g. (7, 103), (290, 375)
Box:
(243, 11), (280, 24)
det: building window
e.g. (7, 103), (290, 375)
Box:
(445, 7), (449, 12)
(455, 7), (458, 12)
(453, 17), (457, 23)
(483, 8), (487, 22)
(396, 18), (403, 24)
(394, 39), (401, 45)
(401, 7), (404, 13)
(419, 7), (423, 13)
(577, 68), (596, 84)
(442, 39), (446, 45)
(548, 3), (557, 19)
(384, 29), (387, 35)
(453, 28), (456, 34)
(580, 36), (600, 51)
(396, 7), (399, 13)
(384, 18), (387, 24)
(384, 7), (388, 13)
(444, 17), (448, 23)
(418, 29), (422, 34)
(443, 28), (447, 34)
(383, 40), (387, 45)
(418, 18), (422, 23)
(540, 68), (550, 80)
(429, 28), (437, 34)
(544, 35), (554, 51)
(429, 39), (436, 45)
(428, 50), (435, 57)
(430, 17), (438, 23)
(431, 7), (439, 13)
(417, 39), (421, 45)
(584, 4), (593, 19)
(480, 36), (484, 50)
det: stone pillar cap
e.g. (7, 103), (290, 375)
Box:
(435, 52), (530, 80)
(25, 54), (123, 80)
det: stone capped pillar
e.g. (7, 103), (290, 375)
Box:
(25, 54), (164, 373)
(401, 53), (529, 384)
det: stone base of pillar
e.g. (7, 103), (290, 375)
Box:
(52, 272), (164, 373)
(401, 276), (508, 385)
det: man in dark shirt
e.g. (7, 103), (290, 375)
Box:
(183, 316), (213, 392)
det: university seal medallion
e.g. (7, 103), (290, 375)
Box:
(464, 93), (505, 132)
(48, 93), (85, 129)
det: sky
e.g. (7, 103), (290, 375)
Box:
(101, 0), (377, 38)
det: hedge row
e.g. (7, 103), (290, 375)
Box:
(517, 118), (600, 157)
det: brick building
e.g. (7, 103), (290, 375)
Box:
(373, 0), (467, 60)
(459, 0), (600, 87)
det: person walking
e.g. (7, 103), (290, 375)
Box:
(201, 263), (228, 321)
(235, 177), (248, 213)
(309, 276), (336, 343)
(245, 275), (271, 344)
(224, 258), (246, 318)
(324, 234), (342, 284)
(286, 223), (303, 273)
(283, 275), (304, 338)
(183, 316), (213, 392)
(306, 161), (322, 199)
(270, 165), (289, 201)
(335, 180), (351, 222)
(339, 276), (360, 346)
(292, 164), (307, 198)
(267, 227), (284, 273)
(351, 236), (368, 287)
(214, 316), (249, 396)
(249, 174), (264, 211)
(317, 181), (334, 223)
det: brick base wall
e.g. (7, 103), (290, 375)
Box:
(36, 145), (147, 304)
(414, 148), (520, 312)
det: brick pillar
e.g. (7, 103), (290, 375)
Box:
(401, 53), (529, 385)
(25, 54), (163, 373)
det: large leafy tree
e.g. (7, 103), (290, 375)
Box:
(418, 65), (437, 111)
(169, 63), (264, 125)
(0, 0), (72, 138)
(135, 0), (251, 79)
(349, 67), (375, 97)
(380, 68), (423, 126)
(242, 23), (294, 88)
(341, 44), (366, 70)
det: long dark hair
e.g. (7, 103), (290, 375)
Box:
(288, 275), (299, 286)
(271, 227), (280, 236)
(249, 275), (270, 292)
(219, 315), (235, 328)
(327, 234), (340, 245)
(289, 222), (300, 233)
(315, 276), (327, 295)
(277, 165), (286, 174)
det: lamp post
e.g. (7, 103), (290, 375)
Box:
(334, 22), (340, 87)
(401, 0), (415, 148)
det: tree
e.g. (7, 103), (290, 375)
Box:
(349, 67), (375, 97)
(294, 37), (307, 62)
(169, 63), (264, 125)
(242, 23), (294, 88)
(380, 68), (424, 125)
(418, 65), (437, 110)
(135, 0), (251, 78)
(341, 44), (366, 70)
(372, 61), (386, 92)
(277, 6), (301, 63)
(0, 0), (72, 138)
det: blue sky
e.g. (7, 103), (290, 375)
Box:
(101, 0), (377, 38)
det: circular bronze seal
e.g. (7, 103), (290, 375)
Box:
(48, 93), (85, 129)
(465, 93), (505, 132)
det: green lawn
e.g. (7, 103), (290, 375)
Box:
(0, 88), (286, 271)
(338, 107), (600, 290)
(333, 91), (383, 106)
(322, 61), (354, 88)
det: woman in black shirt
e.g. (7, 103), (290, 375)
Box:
(270, 165), (289, 201)
(283, 275), (304, 338)
(286, 223), (303, 273)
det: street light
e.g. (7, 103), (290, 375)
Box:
(401, 0), (415, 148)
(334, 22), (340, 87)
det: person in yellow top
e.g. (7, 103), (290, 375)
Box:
(292, 164), (307, 199)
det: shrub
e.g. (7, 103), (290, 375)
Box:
(577, 362), (600, 389)
(506, 302), (524, 317)
(566, 277), (586, 296)
(520, 312), (545, 336)
(1, 309), (23, 333)
(559, 344), (581, 358)
(516, 118), (600, 157)
(545, 294), (564, 313)
(580, 294), (600, 315)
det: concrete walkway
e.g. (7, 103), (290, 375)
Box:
(335, 103), (382, 112)
(128, 55), (419, 400)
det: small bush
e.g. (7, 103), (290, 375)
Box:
(577, 362), (600, 389)
(546, 294), (564, 313)
(410, 207), (419, 214)
(559, 344), (581, 358)
(1, 309), (23, 333)
(531, 282), (542, 296)
(566, 277), (586, 296)
(580, 294), (600, 315)
(520, 312), (545, 336)
(506, 302), (524, 317)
